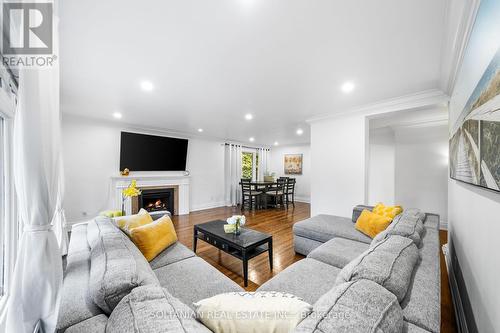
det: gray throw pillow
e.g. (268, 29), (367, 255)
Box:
(336, 235), (419, 302)
(403, 208), (426, 222)
(106, 285), (211, 333)
(372, 214), (425, 247)
(294, 279), (403, 333)
(89, 233), (159, 314)
(87, 216), (121, 249)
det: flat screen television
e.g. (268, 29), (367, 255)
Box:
(119, 132), (188, 171)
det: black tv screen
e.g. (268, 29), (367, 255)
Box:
(119, 132), (188, 171)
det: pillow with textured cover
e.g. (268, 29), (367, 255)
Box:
(372, 203), (403, 220)
(129, 214), (178, 261)
(89, 232), (159, 314)
(355, 209), (393, 238)
(336, 235), (419, 302)
(114, 208), (153, 235)
(403, 208), (426, 222)
(294, 279), (403, 333)
(372, 212), (425, 247)
(87, 216), (121, 249)
(194, 292), (312, 333)
(107, 285), (210, 333)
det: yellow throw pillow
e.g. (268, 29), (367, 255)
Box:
(129, 215), (178, 261)
(355, 209), (393, 238)
(115, 208), (153, 235)
(372, 203), (403, 220)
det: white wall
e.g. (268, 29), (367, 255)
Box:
(368, 127), (395, 205)
(446, 0), (500, 330)
(367, 124), (448, 223)
(394, 125), (449, 222)
(448, 183), (500, 332)
(268, 144), (310, 202)
(310, 115), (367, 217)
(62, 115), (225, 222)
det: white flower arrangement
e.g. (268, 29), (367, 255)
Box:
(226, 215), (246, 226)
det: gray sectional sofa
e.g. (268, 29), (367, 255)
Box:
(57, 206), (441, 332)
(258, 205), (441, 333)
(57, 217), (243, 333)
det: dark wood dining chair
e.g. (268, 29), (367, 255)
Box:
(266, 178), (286, 208)
(240, 179), (262, 211)
(285, 178), (296, 208)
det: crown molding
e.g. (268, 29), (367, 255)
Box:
(440, 0), (481, 95)
(390, 117), (449, 131)
(306, 89), (449, 124)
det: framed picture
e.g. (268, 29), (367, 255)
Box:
(284, 154), (303, 175)
(449, 31), (500, 192)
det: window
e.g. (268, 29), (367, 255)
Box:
(0, 73), (17, 307)
(0, 116), (4, 297)
(241, 150), (260, 181)
(242, 151), (254, 180)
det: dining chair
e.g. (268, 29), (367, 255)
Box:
(266, 178), (286, 208)
(240, 179), (262, 211)
(285, 178), (296, 208)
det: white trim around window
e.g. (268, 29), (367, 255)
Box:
(0, 85), (18, 314)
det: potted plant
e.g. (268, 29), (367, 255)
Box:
(122, 180), (141, 215)
(263, 171), (276, 182)
(226, 215), (246, 235)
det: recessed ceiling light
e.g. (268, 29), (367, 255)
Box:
(296, 128), (304, 135)
(197, 128), (203, 133)
(112, 112), (122, 119)
(249, 137), (255, 142)
(245, 113), (253, 120)
(274, 141), (279, 146)
(140, 80), (154, 91)
(341, 81), (355, 93)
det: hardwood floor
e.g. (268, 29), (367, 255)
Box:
(171, 202), (457, 333)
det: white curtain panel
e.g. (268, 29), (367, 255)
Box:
(3, 17), (65, 333)
(258, 148), (269, 181)
(224, 144), (242, 206)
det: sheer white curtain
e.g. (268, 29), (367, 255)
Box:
(257, 148), (269, 181)
(3, 16), (65, 333)
(224, 143), (242, 206)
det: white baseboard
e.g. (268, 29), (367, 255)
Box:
(190, 201), (226, 212)
(295, 196), (311, 203)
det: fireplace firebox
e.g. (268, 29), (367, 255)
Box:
(139, 188), (175, 215)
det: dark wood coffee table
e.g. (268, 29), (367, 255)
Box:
(193, 220), (273, 287)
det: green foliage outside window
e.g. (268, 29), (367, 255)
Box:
(242, 152), (253, 179)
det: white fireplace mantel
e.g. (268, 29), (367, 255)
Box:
(111, 173), (190, 215)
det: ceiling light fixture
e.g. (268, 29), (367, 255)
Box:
(296, 128), (304, 135)
(341, 81), (355, 93)
(140, 80), (154, 91)
(112, 112), (122, 119)
(249, 137), (255, 142)
(198, 128), (203, 133)
(245, 113), (253, 120)
(274, 141), (279, 146)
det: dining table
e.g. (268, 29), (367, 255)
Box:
(246, 180), (277, 191)
(239, 180), (281, 209)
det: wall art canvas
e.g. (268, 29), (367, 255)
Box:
(284, 154), (303, 175)
(449, 2), (500, 192)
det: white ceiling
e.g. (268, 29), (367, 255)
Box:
(60, 0), (447, 146)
